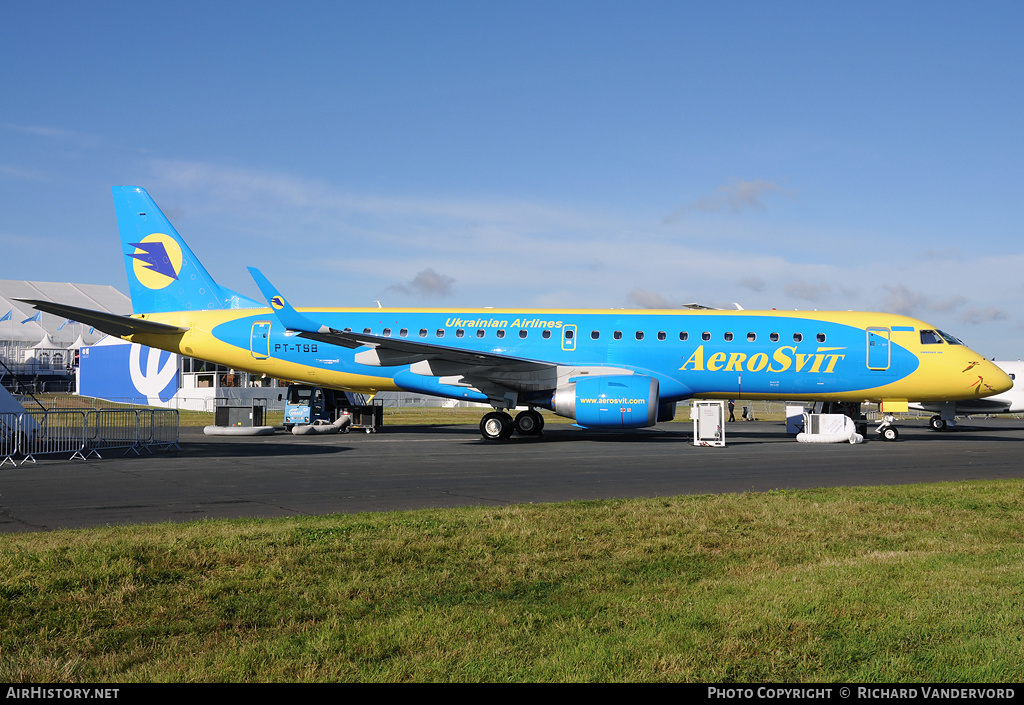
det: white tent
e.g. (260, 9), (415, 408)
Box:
(68, 333), (88, 351)
(25, 333), (68, 371)
(30, 333), (58, 350)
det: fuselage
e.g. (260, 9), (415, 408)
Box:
(130, 306), (1012, 410)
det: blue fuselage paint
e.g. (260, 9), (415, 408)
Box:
(210, 310), (921, 402)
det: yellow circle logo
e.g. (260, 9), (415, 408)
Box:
(129, 233), (183, 290)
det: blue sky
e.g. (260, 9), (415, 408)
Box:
(2, 1), (1023, 357)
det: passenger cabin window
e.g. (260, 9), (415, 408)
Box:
(614, 331), (622, 340)
(565, 329), (574, 340)
(679, 332), (688, 341)
(816, 333), (826, 343)
(419, 329), (427, 338)
(702, 332), (711, 341)
(383, 328), (392, 337)
(747, 332), (756, 342)
(436, 329), (445, 338)
(657, 331), (666, 341)
(793, 333), (803, 343)
(476, 329), (485, 338)
(363, 328), (371, 335)
(519, 330), (528, 339)
(591, 331), (600, 340)
(636, 331), (644, 340)
(724, 332), (734, 341)
(770, 332), (779, 342)
(456, 329), (465, 338)
(400, 328), (408, 337)
(542, 330), (551, 339)
(496, 330), (505, 339)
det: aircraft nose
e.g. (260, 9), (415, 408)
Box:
(976, 358), (1013, 396)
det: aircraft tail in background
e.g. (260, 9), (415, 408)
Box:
(113, 186), (261, 314)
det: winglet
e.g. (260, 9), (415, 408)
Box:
(246, 267), (330, 334)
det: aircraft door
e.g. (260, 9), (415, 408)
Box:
(561, 324), (577, 352)
(251, 321), (271, 360)
(866, 328), (890, 370)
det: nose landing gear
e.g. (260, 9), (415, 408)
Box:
(876, 414), (900, 441)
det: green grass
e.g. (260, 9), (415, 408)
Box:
(2, 480), (1023, 682)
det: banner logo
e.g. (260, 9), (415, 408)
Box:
(129, 344), (179, 405)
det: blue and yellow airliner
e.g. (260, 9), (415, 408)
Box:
(20, 186), (1012, 441)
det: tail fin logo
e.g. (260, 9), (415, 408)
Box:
(127, 233), (183, 290)
(270, 296), (286, 310)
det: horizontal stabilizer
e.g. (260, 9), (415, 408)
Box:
(16, 299), (189, 338)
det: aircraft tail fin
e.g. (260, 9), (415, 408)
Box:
(113, 186), (262, 314)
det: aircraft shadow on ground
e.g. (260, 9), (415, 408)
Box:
(453, 423), (1024, 446)
(173, 420), (1024, 454)
(178, 441), (352, 458)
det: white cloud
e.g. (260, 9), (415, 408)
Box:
(785, 281), (832, 302)
(960, 307), (1008, 325)
(1, 123), (78, 139)
(663, 179), (790, 223)
(739, 276), (766, 292)
(879, 284), (930, 316)
(388, 268), (456, 298)
(0, 164), (50, 181)
(626, 288), (675, 309)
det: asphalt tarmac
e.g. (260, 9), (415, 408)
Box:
(3, 418), (1024, 533)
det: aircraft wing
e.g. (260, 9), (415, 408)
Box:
(15, 299), (190, 338)
(245, 268), (553, 373)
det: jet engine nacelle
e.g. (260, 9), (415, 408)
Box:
(553, 375), (659, 429)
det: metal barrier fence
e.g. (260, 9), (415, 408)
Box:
(1, 412), (21, 467)
(84, 409), (140, 458)
(145, 410), (182, 452)
(33, 395), (287, 413)
(0, 409), (179, 466)
(19, 410), (87, 464)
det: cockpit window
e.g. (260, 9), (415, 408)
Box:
(937, 329), (963, 345)
(920, 330), (943, 344)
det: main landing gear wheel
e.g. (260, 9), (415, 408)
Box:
(514, 409), (544, 436)
(480, 411), (514, 441)
(929, 415), (948, 431)
(881, 426), (899, 441)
